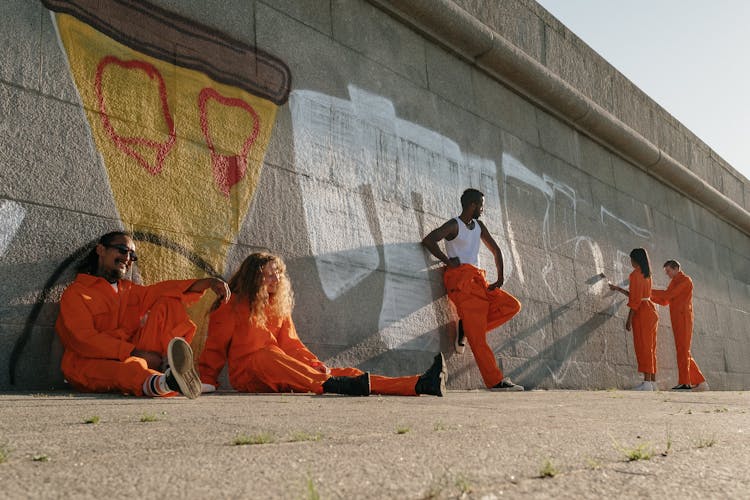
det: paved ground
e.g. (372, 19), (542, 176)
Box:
(1, 390), (748, 499)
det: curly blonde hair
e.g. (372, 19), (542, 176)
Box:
(229, 252), (294, 325)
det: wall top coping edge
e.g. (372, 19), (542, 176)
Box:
(367, 0), (750, 237)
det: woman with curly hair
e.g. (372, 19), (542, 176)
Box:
(609, 248), (659, 390)
(199, 252), (446, 396)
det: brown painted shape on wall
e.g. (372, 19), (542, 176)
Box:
(41, 0), (292, 104)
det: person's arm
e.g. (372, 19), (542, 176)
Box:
(650, 288), (669, 306)
(653, 277), (691, 306)
(187, 278), (230, 305)
(132, 278), (229, 315)
(197, 302), (235, 387)
(478, 220), (504, 288)
(421, 219), (460, 268)
(625, 308), (635, 331)
(608, 283), (629, 297)
(55, 289), (135, 360)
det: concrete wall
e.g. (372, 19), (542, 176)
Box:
(1, 0), (748, 391)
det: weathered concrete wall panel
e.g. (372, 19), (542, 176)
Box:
(1, 0), (748, 392)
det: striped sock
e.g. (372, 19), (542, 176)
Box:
(142, 374), (172, 397)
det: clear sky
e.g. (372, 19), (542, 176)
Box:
(535, 0), (750, 182)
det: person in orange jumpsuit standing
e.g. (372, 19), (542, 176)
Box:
(651, 260), (708, 391)
(55, 231), (230, 399)
(199, 253), (446, 397)
(421, 188), (523, 391)
(609, 248), (659, 391)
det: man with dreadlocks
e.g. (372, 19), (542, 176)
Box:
(198, 252), (446, 397)
(55, 231), (230, 399)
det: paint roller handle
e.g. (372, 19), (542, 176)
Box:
(608, 282), (628, 297)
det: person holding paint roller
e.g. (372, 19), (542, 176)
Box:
(608, 248), (659, 391)
(422, 188), (523, 391)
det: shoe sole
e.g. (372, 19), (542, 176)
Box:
(490, 381), (524, 392)
(436, 353), (447, 397)
(167, 337), (202, 400)
(361, 372), (371, 396)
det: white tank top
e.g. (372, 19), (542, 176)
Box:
(445, 217), (481, 267)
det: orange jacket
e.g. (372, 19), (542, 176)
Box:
(651, 271), (693, 315)
(199, 296), (322, 387)
(55, 273), (199, 361)
(627, 269), (652, 311)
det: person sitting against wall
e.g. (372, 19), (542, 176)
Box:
(608, 248), (659, 391)
(55, 231), (230, 399)
(198, 252), (446, 397)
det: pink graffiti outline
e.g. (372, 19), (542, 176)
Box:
(94, 56), (176, 175)
(198, 87), (260, 196)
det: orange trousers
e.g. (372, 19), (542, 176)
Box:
(631, 301), (658, 375)
(62, 297), (196, 396)
(233, 345), (418, 395)
(671, 311), (705, 385)
(444, 265), (521, 388)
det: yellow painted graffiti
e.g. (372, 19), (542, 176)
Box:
(52, 10), (283, 282)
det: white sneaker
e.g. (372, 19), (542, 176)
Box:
(692, 381), (710, 392)
(631, 381), (653, 391)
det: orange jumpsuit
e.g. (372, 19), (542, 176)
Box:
(444, 264), (521, 388)
(199, 297), (419, 395)
(55, 273), (201, 395)
(651, 271), (705, 385)
(627, 269), (658, 374)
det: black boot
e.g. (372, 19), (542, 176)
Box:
(415, 353), (446, 397)
(322, 372), (371, 396)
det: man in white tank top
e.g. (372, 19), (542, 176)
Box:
(422, 189), (523, 391)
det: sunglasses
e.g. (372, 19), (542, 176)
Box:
(104, 243), (138, 262)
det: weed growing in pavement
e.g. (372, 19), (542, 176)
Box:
(289, 431), (322, 442)
(662, 426), (672, 456)
(539, 459), (560, 478)
(140, 413), (158, 422)
(396, 426), (410, 435)
(696, 436), (716, 449)
(586, 458), (601, 470)
(234, 433), (274, 445)
(612, 436), (653, 461)
(433, 421), (447, 431)
(32, 454), (49, 462)
(305, 473), (320, 500)
(0, 444), (10, 464)
(454, 474), (472, 494)
(83, 416), (100, 424)
(623, 443), (653, 461)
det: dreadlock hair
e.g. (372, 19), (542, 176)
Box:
(630, 248), (652, 278)
(77, 231), (132, 275)
(229, 252), (294, 326)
